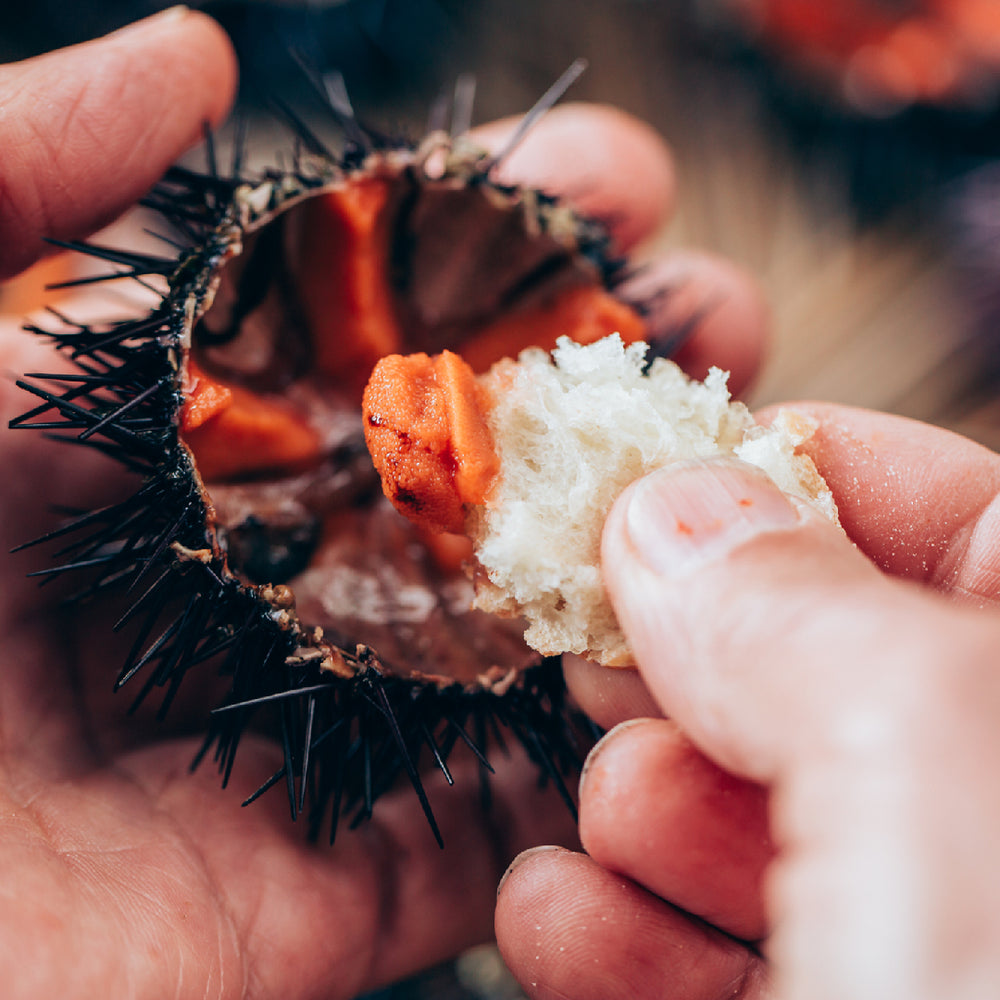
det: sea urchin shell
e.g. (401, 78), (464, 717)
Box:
(10, 72), (651, 844)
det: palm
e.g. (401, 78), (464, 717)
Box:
(0, 315), (579, 998)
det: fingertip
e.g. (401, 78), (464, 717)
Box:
(156, 9), (240, 129)
(103, 8), (239, 122)
(600, 455), (912, 778)
(496, 844), (572, 903)
(757, 401), (1000, 583)
(471, 103), (676, 251)
(496, 841), (763, 1000)
(84, 7), (240, 151)
(562, 654), (662, 731)
(577, 717), (667, 810)
(672, 251), (770, 396)
(579, 718), (771, 941)
(619, 249), (770, 396)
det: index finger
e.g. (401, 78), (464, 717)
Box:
(765, 402), (1000, 599)
(0, 8), (237, 280)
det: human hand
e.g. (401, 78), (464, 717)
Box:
(0, 16), (778, 999)
(496, 404), (1000, 999)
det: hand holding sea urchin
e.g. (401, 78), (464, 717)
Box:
(364, 334), (838, 667)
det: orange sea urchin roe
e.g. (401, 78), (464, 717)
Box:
(179, 180), (400, 484)
(363, 350), (498, 534)
(460, 283), (645, 374)
(296, 179), (403, 394)
(180, 361), (321, 482)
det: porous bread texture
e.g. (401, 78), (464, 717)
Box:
(468, 334), (837, 667)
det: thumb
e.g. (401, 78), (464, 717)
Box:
(600, 456), (997, 782)
(600, 452), (1000, 999)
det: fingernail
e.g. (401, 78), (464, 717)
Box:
(624, 458), (800, 577)
(496, 845), (566, 898)
(106, 5), (190, 38)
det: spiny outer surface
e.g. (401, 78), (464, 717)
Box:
(9, 109), (633, 843)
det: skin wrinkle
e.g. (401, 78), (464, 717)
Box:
(538, 984), (575, 1000)
(929, 490), (1000, 603)
(175, 948), (185, 1000)
(105, 28), (230, 165)
(928, 504), (990, 590)
(0, 734), (248, 1000)
(0, 789), (94, 935)
(0, 149), (34, 260)
(122, 57), (206, 160)
(207, 922), (228, 1000)
(65, 844), (183, 945)
(719, 961), (766, 1000)
(107, 99), (184, 185)
(0, 85), (87, 247)
(125, 762), (249, 1000)
(37, 69), (96, 152)
(0, 626), (89, 793)
(236, 879), (270, 1000)
(0, 785), (52, 862)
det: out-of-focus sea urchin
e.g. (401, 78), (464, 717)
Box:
(9, 65), (660, 845)
(718, 0), (1000, 113)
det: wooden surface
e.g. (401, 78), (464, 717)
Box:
(453, 0), (991, 442)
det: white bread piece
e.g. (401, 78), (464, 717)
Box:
(468, 334), (837, 666)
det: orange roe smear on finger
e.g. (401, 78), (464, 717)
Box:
(363, 350), (498, 534)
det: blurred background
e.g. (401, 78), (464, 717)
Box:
(5, 0), (1000, 445)
(3, 1), (1000, 995)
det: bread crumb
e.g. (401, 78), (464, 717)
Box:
(470, 335), (837, 666)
